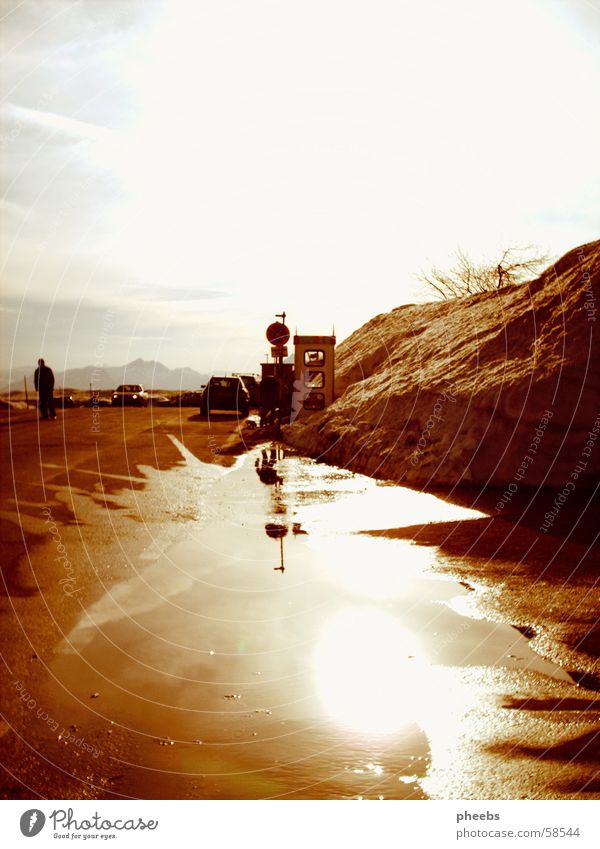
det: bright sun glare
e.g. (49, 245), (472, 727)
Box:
(314, 606), (428, 735)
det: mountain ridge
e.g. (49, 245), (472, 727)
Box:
(1, 359), (210, 392)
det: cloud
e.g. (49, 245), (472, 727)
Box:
(0, 289), (268, 374)
(1, 101), (109, 143)
(112, 334), (171, 342)
(0, 198), (27, 219)
(123, 285), (229, 302)
(2, 0), (600, 375)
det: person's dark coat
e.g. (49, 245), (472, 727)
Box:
(34, 364), (55, 393)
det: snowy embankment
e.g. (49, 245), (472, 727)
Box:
(284, 241), (600, 488)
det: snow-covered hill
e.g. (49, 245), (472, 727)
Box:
(285, 240), (600, 488)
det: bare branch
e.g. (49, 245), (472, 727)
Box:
(415, 245), (551, 300)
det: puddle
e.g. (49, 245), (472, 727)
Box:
(47, 443), (573, 799)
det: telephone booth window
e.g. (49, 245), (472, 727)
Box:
(304, 350), (325, 367)
(304, 393), (325, 410)
(304, 371), (324, 388)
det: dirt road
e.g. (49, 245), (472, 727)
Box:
(0, 407), (598, 799)
(0, 406), (248, 797)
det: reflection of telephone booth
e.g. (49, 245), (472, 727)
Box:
(293, 335), (336, 413)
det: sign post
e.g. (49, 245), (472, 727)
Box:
(265, 313), (289, 436)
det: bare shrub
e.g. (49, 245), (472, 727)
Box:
(417, 246), (551, 300)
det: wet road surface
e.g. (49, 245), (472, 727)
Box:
(43, 441), (579, 799)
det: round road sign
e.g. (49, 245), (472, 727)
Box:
(266, 322), (290, 345)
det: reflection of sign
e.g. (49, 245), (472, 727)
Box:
(265, 522), (288, 538)
(271, 345), (288, 358)
(266, 322), (290, 345)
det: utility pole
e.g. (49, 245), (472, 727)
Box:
(24, 376), (29, 407)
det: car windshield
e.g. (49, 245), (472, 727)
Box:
(116, 385), (142, 392)
(210, 378), (238, 388)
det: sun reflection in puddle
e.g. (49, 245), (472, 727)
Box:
(49, 445), (579, 799)
(314, 606), (429, 735)
(281, 455), (485, 534)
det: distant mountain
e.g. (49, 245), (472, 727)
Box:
(0, 359), (210, 392)
(0, 365), (32, 391)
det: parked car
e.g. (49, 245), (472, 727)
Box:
(54, 394), (76, 408)
(200, 376), (250, 417)
(234, 374), (260, 406)
(170, 391), (204, 407)
(111, 384), (148, 407)
(147, 394), (171, 406)
(82, 394), (111, 407)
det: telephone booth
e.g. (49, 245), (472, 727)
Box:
(293, 334), (336, 414)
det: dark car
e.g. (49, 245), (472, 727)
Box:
(54, 394), (76, 408)
(200, 376), (250, 417)
(111, 384), (148, 407)
(170, 391), (204, 407)
(82, 394), (111, 407)
(147, 394), (171, 406)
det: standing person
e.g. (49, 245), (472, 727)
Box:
(259, 376), (278, 426)
(34, 358), (56, 420)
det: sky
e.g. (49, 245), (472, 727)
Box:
(1, 0), (599, 375)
